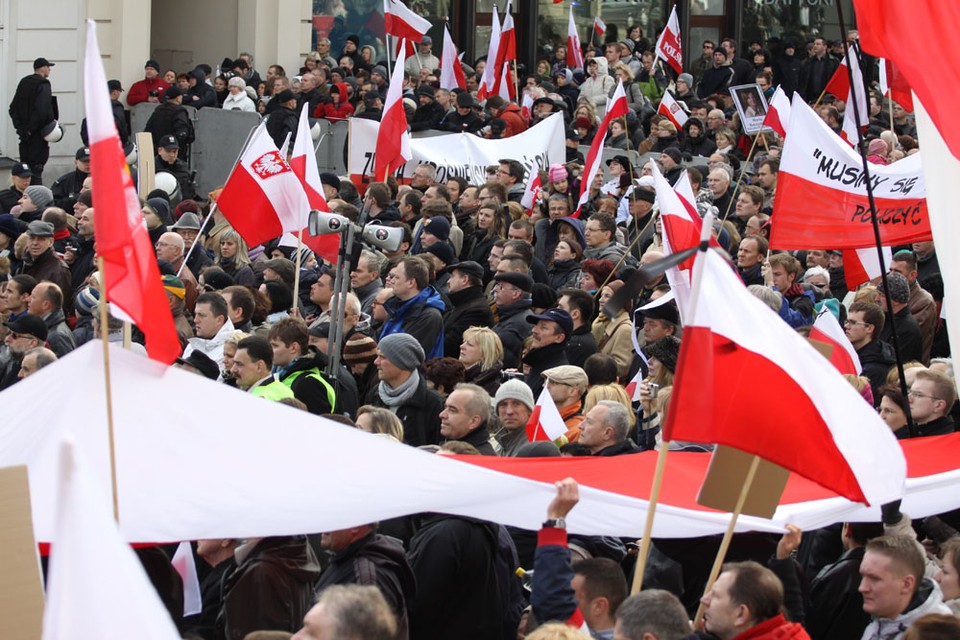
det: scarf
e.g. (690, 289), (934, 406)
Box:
(378, 369), (420, 409)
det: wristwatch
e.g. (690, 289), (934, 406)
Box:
(543, 517), (567, 530)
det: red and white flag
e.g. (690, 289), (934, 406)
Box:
(520, 91), (534, 122)
(877, 57), (914, 113)
(843, 246), (893, 288)
(654, 5), (683, 75)
(664, 248), (906, 505)
(384, 0), (430, 57)
(42, 439), (182, 640)
(171, 541), (202, 616)
(770, 96), (931, 250)
(762, 86), (791, 137)
(520, 163), (542, 214)
(810, 306), (862, 376)
(83, 20), (180, 364)
(478, 4), (502, 100)
(840, 47), (867, 144)
(496, 55), (513, 101)
(566, 6), (584, 70)
(526, 388), (568, 442)
(657, 91), (689, 129)
(215, 122), (311, 248)
(374, 40), (412, 180)
(439, 23), (466, 90)
(290, 105), (340, 264)
(594, 16), (606, 37)
(624, 366), (646, 402)
(496, 1), (517, 93)
(575, 81), (628, 215)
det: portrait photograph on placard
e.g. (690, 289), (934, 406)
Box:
(729, 83), (769, 134)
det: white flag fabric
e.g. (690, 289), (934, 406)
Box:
(171, 541), (203, 617)
(42, 439), (181, 640)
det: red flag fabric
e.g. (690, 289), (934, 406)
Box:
(654, 5), (683, 75)
(439, 23), (466, 91)
(824, 60), (850, 101)
(374, 40), (412, 180)
(520, 164), (542, 215)
(810, 307), (862, 376)
(478, 5), (502, 100)
(593, 17), (606, 37)
(83, 21), (180, 364)
(566, 7), (584, 69)
(383, 0), (430, 43)
(575, 81), (628, 215)
(878, 57), (914, 113)
(216, 123), (311, 249)
(837, 47), (867, 144)
(842, 246), (892, 289)
(499, 2), (516, 65)
(762, 86), (791, 137)
(664, 249), (906, 505)
(770, 96), (931, 250)
(290, 105), (340, 264)
(525, 388), (567, 442)
(854, 0), (959, 158)
(657, 91), (689, 129)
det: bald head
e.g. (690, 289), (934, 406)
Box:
(157, 231), (185, 263)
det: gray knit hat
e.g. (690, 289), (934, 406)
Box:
(494, 379), (535, 411)
(24, 185), (54, 211)
(678, 73), (694, 87)
(377, 333), (425, 370)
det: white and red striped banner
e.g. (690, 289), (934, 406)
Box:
(770, 97), (931, 250)
(575, 81), (627, 215)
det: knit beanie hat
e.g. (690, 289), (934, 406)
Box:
(494, 379), (535, 411)
(549, 163), (568, 183)
(878, 271), (910, 304)
(377, 333), (425, 370)
(344, 333), (378, 370)
(644, 335), (681, 374)
(74, 286), (100, 315)
(25, 185), (54, 211)
(678, 73), (694, 87)
(423, 216), (451, 241)
(162, 275), (186, 300)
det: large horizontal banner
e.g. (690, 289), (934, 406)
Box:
(770, 97), (932, 250)
(348, 112), (566, 190)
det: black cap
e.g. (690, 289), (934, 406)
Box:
(11, 163), (32, 178)
(176, 351), (221, 380)
(424, 241), (455, 265)
(450, 260), (484, 280)
(159, 135), (179, 150)
(456, 92), (475, 108)
(493, 271), (533, 292)
(320, 173), (341, 191)
(33, 57), (55, 70)
(76, 147), (91, 160)
(145, 59), (161, 72)
(639, 300), (679, 324)
(6, 314), (48, 341)
(275, 89), (296, 103)
(527, 308), (574, 338)
(417, 85), (436, 99)
(164, 86), (182, 100)
(107, 79), (124, 92)
(606, 154), (631, 168)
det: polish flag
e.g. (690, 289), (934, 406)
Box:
(877, 58), (914, 113)
(493, 4), (517, 100)
(654, 5), (683, 75)
(439, 23), (466, 90)
(42, 439), (182, 640)
(374, 40), (412, 180)
(526, 388), (568, 442)
(842, 246), (893, 288)
(594, 16), (606, 37)
(83, 20), (180, 364)
(839, 47), (868, 144)
(497, 59), (513, 101)
(762, 86), (791, 137)
(575, 81), (628, 215)
(520, 162), (542, 215)
(215, 122), (311, 249)
(810, 306), (862, 376)
(567, 6), (584, 70)
(769, 96), (931, 250)
(520, 92), (534, 122)
(624, 366), (646, 402)
(664, 249), (906, 505)
(384, 0), (430, 56)
(657, 91), (689, 129)
(478, 5), (502, 101)
(290, 105), (340, 263)
(171, 541), (202, 616)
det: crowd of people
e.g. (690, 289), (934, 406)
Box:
(2, 13), (959, 640)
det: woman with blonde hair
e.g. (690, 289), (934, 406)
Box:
(355, 405), (404, 442)
(583, 383), (632, 414)
(640, 335), (680, 449)
(459, 326), (504, 395)
(217, 228), (255, 286)
(221, 330), (251, 386)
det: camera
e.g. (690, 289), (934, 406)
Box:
(647, 382), (660, 396)
(149, 89), (159, 97)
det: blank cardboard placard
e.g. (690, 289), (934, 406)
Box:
(697, 446), (789, 519)
(0, 465), (44, 639)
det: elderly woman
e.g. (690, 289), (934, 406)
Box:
(222, 76), (256, 112)
(459, 326), (504, 395)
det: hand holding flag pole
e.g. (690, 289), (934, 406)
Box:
(628, 212), (715, 594)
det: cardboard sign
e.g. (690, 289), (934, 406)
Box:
(0, 465), (44, 640)
(697, 446), (789, 519)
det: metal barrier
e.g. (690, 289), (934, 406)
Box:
(192, 109), (261, 195)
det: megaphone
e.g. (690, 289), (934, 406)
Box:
(308, 209), (349, 236)
(361, 223), (403, 253)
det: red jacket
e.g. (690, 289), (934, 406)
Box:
(498, 103), (529, 138)
(314, 83), (355, 121)
(734, 614), (811, 640)
(127, 77), (171, 106)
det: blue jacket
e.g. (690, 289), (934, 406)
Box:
(381, 286), (446, 360)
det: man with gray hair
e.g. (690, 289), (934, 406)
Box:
(439, 382), (497, 455)
(614, 590), (692, 640)
(293, 584), (397, 640)
(350, 249), (385, 316)
(578, 400), (638, 456)
(18, 346), (57, 379)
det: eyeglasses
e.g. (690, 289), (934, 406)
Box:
(843, 320), (870, 327)
(908, 390), (941, 401)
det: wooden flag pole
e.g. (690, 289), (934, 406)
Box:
(630, 445), (669, 593)
(719, 133), (761, 228)
(888, 94), (895, 135)
(693, 454), (761, 629)
(291, 229), (304, 318)
(96, 256), (120, 523)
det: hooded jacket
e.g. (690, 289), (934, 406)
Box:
(381, 286), (446, 360)
(315, 83), (355, 120)
(497, 103), (529, 138)
(580, 57), (615, 110)
(184, 318), (236, 372)
(187, 68), (216, 109)
(681, 117), (718, 157)
(9, 73), (54, 136)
